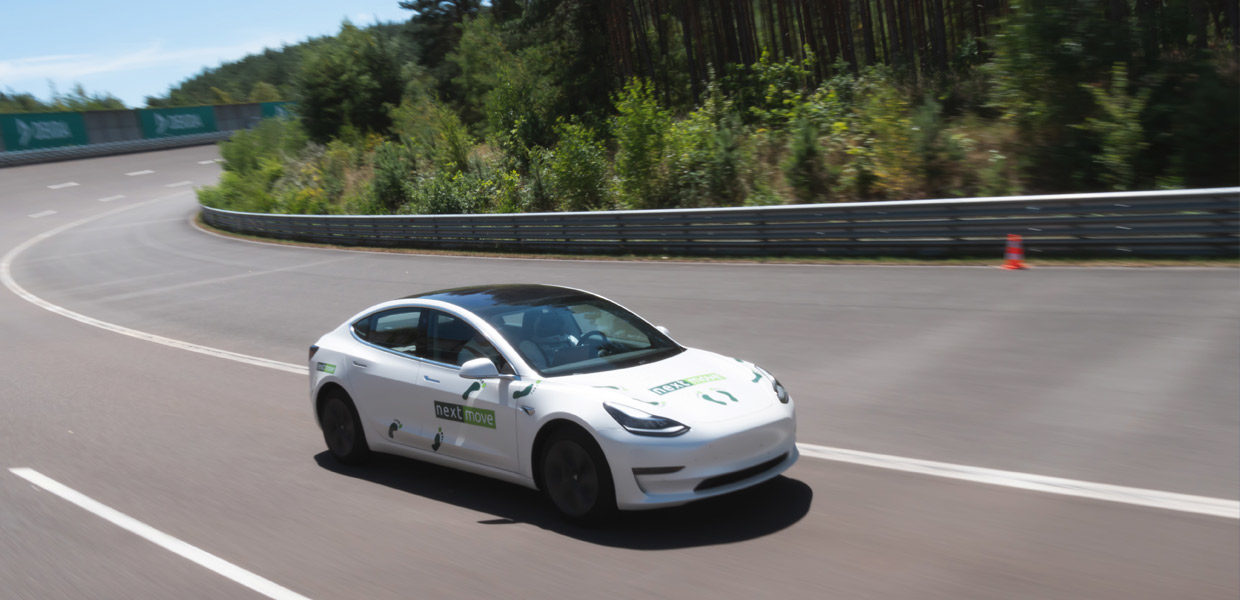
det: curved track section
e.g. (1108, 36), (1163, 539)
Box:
(1, 147), (1237, 599)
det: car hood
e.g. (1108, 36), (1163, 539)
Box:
(554, 348), (780, 423)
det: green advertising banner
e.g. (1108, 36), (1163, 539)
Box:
(260, 102), (295, 119)
(0, 112), (88, 151)
(137, 106), (216, 138)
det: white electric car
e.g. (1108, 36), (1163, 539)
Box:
(310, 284), (797, 521)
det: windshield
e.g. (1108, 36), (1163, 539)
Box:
(475, 295), (683, 376)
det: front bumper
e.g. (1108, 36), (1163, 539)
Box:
(595, 403), (798, 510)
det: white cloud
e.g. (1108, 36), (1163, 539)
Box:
(0, 35), (294, 90)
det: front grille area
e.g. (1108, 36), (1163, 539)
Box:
(694, 453), (788, 492)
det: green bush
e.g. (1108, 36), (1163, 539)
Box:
(218, 118), (308, 176)
(662, 90), (749, 207)
(372, 141), (416, 212)
(403, 170), (495, 215)
(391, 97), (474, 174)
(1077, 64), (1149, 191)
(611, 79), (671, 209)
(547, 121), (611, 211)
(782, 114), (829, 202)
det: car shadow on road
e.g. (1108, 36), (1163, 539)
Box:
(313, 451), (812, 549)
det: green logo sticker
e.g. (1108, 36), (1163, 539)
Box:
(432, 427), (443, 451)
(513, 380), (541, 399)
(462, 381), (486, 400)
(316, 362), (336, 374)
(649, 373), (725, 396)
(698, 389), (739, 405)
(388, 419), (403, 438)
(434, 401), (496, 429)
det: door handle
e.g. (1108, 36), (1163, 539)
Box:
(352, 360), (369, 368)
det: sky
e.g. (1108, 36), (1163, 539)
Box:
(0, 1), (413, 108)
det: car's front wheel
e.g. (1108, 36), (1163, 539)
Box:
(540, 427), (616, 523)
(320, 389), (370, 465)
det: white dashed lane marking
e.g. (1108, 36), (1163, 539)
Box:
(98, 195), (125, 202)
(47, 182), (79, 190)
(28, 210), (57, 219)
(197, 160), (216, 165)
(9, 468), (313, 600)
(125, 170), (154, 176)
(165, 180), (193, 188)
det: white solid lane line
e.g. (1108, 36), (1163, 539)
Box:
(3, 198), (1237, 520)
(1, 195), (305, 375)
(28, 210), (57, 219)
(98, 195), (125, 202)
(125, 169), (155, 176)
(9, 468), (313, 600)
(47, 182), (79, 189)
(798, 445), (1238, 520)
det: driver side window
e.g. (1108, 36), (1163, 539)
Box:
(427, 310), (512, 373)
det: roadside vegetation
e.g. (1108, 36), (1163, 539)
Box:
(0, 84), (125, 113)
(181, 2), (1239, 214)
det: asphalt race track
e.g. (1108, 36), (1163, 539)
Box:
(1, 145), (1236, 599)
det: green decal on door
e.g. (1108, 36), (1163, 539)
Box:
(434, 401), (496, 429)
(513, 380), (541, 399)
(462, 381), (485, 400)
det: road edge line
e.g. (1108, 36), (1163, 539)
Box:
(0, 194), (307, 376)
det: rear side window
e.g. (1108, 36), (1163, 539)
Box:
(354, 308), (426, 356)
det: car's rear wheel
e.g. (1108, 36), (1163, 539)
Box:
(540, 427), (616, 523)
(320, 390), (370, 465)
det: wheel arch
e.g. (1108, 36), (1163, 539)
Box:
(530, 418), (601, 492)
(314, 382), (351, 427)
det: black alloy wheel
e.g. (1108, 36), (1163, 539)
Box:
(320, 391), (370, 464)
(540, 427), (616, 523)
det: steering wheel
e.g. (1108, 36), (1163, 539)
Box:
(577, 330), (609, 346)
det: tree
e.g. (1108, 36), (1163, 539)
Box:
(48, 84), (125, 111)
(248, 81), (282, 102)
(295, 23), (404, 142)
(400, 0), (482, 99)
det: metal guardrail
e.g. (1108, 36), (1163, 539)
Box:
(200, 188), (1239, 258)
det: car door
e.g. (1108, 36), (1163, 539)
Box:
(418, 309), (519, 472)
(346, 307), (432, 448)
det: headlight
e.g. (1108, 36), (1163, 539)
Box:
(603, 402), (690, 437)
(754, 364), (791, 404)
(773, 379), (790, 404)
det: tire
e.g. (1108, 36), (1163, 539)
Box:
(319, 390), (370, 465)
(539, 427), (616, 524)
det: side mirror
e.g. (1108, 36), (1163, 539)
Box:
(655, 325), (670, 336)
(459, 357), (500, 380)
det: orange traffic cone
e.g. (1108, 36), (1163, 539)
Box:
(1001, 234), (1027, 270)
